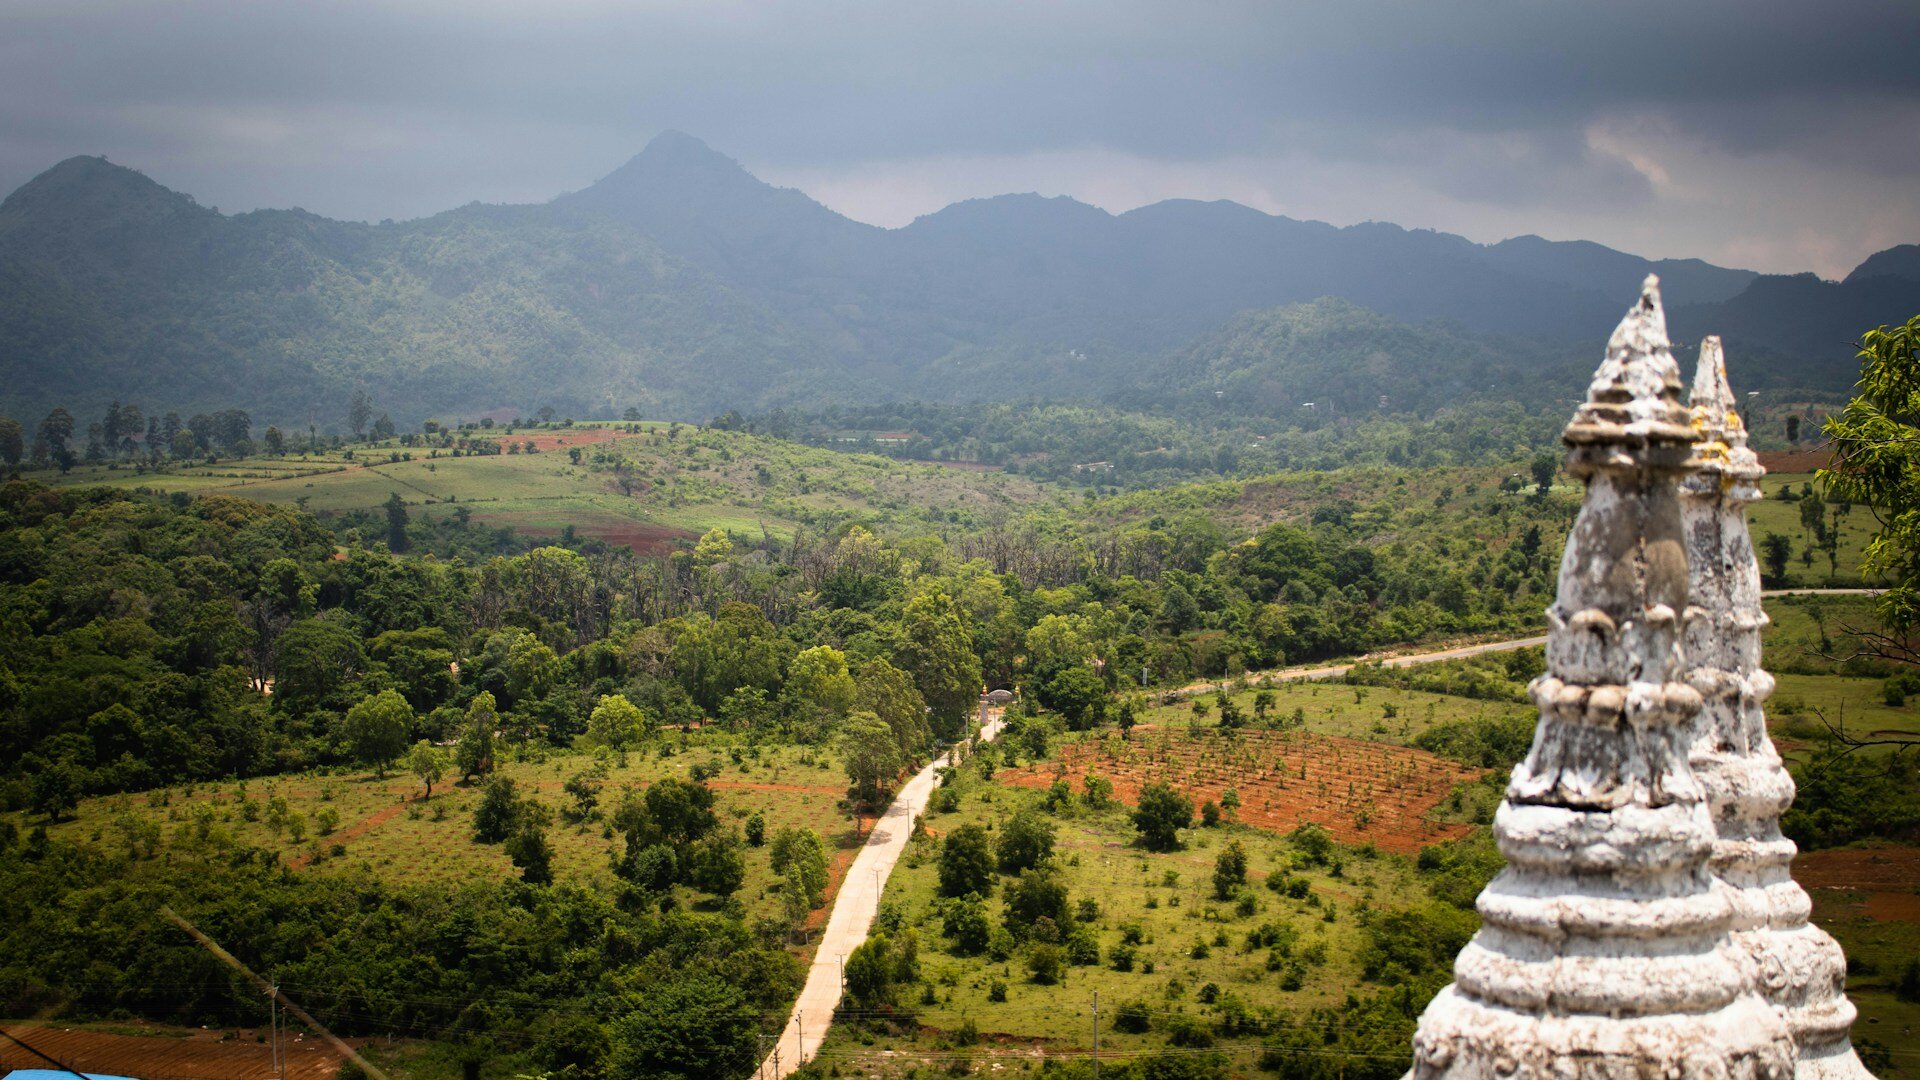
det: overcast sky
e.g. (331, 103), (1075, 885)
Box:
(4, 0), (1917, 278)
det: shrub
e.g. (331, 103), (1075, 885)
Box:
(1113, 1000), (1152, 1034)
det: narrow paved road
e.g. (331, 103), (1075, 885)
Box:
(1165, 587), (1878, 701)
(759, 708), (1006, 1079)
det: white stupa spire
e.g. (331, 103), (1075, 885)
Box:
(1682, 336), (1872, 1078)
(1404, 279), (1795, 1078)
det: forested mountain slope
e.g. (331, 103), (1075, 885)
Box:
(0, 132), (1908, 429)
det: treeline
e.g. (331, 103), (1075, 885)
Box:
(0, 828), (800, 1076)
(722, 399), (1564, 490)
(0, 471), (1569, 812)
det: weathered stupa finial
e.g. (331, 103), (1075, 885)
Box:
(1405, 278), (1795, 1078)
(1682, 337), (1873, 1078)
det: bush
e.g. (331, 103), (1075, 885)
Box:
(1166, 1013), (1213, 1048)
(1113, 1000), (1152, 1033)
(1027, 942), (1065, 984)
(987, 978), (1008, 1003)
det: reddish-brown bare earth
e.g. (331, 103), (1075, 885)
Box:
(1003, 725), (1483, 855)
(0, 1022), (345, 1080)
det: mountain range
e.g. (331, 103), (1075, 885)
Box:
(1, 130), (1913, 429)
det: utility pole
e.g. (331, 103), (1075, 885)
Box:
(268, 981), (280, 1080)
(1091, 990), (1100, 1080)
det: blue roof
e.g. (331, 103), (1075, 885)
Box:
(4, 1071), (141, 1080)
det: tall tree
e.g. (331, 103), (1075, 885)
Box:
(840, 710), (903, 808)
(385, 492), (410, 553)
(37, 407), (74, 470)
(349, 390), (374, 438)
(899, 591), (982, 742)
(344, 689), (413, 776)
(1823, 313), (1920, 655)
(0, 416), (22, 467)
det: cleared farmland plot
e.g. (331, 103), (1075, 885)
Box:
(1003, 725), (1485, 855)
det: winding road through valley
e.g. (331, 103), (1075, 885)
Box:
(758, 587), (1876, 1076)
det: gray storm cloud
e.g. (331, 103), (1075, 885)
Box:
(2, 0), (1916, 276)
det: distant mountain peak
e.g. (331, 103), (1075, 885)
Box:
(1845, 243), (1920, 285)
(0, 154), (210, 232)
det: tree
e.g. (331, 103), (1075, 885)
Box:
(344, 689), (413, 776)
(608, 974), (759, 1080)
(686, 832), (746, 897)
(371, 414), (396, 441)
(505, 815), (553, 884)
(384, 492), (410, 553)
(1213, 840), (1248, 899)
(171, 428), (198, 460)
(29, 756), (82, 823)
(770, 827), (830, 908)
(456, 692), (498, 781)
(840, 710), (904, 807)
(844, 933), (900, 1007)
(349, 390), (373, 438)
(1530, 451), (1558, 494)
(899, 591), (982, 742)
(642, 777), (717, 845)
(939, 823), (995, 898)
(0, 416), (22, 466)
(1786, 414), (1802, 444)
(1760, 532), (1793, 584)
(1004, 867), (1071, 937)
(786, 644), (857, 735)
(1823, 314), (1920, 656)
(586, 693), (648, 750)
(263, 426), (285, 456)
(473, 777), (522, 843)
(1132, 782), (1194, 851)
(997, 809), (1055, 874)
(407, 740), (449, 798)
(854, 658), (931, 756)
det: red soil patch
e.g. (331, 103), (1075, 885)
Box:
(516, 429), (625, 452)
(1757, 446), (1831, 474)
(1794, 845), (1920, 892)
(1002, 726), (1483, 855)
(1, 1023), (345, 1080)
(285, 793), (416, 871)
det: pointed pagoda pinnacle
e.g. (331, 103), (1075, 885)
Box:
(1681, 338), (1873, 1078)
(1405, 280), (1795, 1079)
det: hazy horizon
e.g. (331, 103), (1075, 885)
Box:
(5, 1), (1918, 279)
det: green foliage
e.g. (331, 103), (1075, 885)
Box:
(938, 823), (995, 899)
(1212, 840), (1248, 899)
(1131, 782), (1193, 852)
(769, 826), (830, 909)
(607, 972), (763, 1080)
(996, 808), (1055, 874)
(405, 739), (448, 797)
(586, 693), (648, 750)
(840, 709), (904, 807)
(1003, 867), (1071, 939)
(343, 690), (413, 776)
(472, 777), (522, 844)
(1822, 314), (1920, 639)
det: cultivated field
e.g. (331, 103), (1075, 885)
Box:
(1002, 725), (1484, 855)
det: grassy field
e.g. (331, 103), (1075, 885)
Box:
(1752, 472), (1888, 588)
(9, 736), (870, 933)
(840, 769), (1426, 1055)
(35, 421), (1061, 549)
